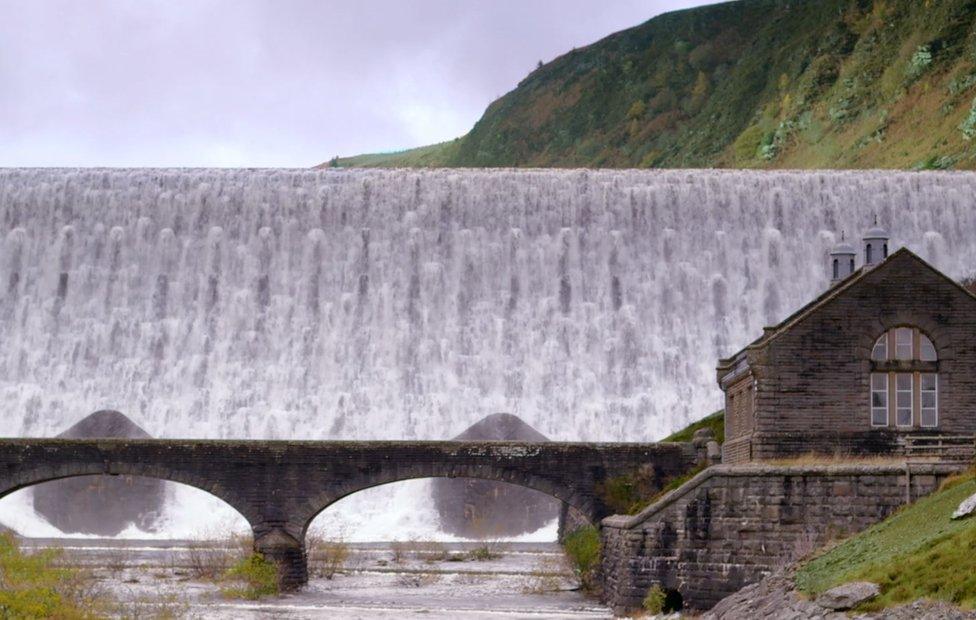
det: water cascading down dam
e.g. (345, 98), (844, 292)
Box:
(1, 167), (975, 536)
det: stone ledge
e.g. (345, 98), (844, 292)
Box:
(602, 462), (964, 530)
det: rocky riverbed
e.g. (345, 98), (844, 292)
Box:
(22, 538), (611, 619)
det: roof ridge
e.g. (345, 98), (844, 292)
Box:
(719, 247), (968, 368)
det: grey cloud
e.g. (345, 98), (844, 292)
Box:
(0, 0), (712, 167)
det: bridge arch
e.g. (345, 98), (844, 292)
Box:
(0, 462), (258, 531)
(294, 464), (597, 541)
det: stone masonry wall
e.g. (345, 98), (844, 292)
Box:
(600, 463), (960, 614)
(754, 252), (976, 460)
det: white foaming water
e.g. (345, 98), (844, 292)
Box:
(1, 168), (975, 538)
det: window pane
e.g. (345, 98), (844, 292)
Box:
(921, 374), (937, 391)
(896, 374), (912, 390)
(921, 408), (937, 428)
(897, 392), (912, 407)
(922, 392), (936, 408)
(872, 408), (888, 426)
(872, 373), (887, 390)
(896, 328), (913, 360)
(920, 335), (937, 362)
(897, 408), (912, 426)
(872, 335), (887, 361)
(870, 373), (888, 427)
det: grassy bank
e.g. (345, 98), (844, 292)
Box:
(796, 468), (976, 611)
(662, 409), (724, 444)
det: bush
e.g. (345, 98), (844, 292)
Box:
(626, 100), (647, 121)
(643, 584), (667, 614)
(185, 533), (250, 580)
(312, 539), (349, 579)
(0, 532), (105, 618)
(306, 528), (349, 580)
(562, 526), (601, 594)
(221, 553), (279, 600)
(468, 544), (499, 561)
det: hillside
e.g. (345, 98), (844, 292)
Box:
(796, 468), (976, 611)
(327, 0), (976, 171)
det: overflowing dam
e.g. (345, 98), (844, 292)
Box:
(1, 167), (975, 537)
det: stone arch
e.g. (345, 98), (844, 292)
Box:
(0, 462), (257, 530)
(860, 316), (948, 360)
(294, 466), (596, 541)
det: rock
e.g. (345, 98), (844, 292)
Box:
(707, 569), (974, 620)
(853, 599), (976, 619)
(703, 570), (835, 620)
(951, 491), (976, 520)
(816, 581), (880, 611)
(692, 428), (715, 447)
(706, 440), (722, 465)
(431, 413), (561, 538)
(32, 410), (165, 536)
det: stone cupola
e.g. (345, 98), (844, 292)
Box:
(862, 219), (889, 266)
(829, 233), (857, 284)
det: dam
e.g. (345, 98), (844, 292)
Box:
(1, 167), (975, 537)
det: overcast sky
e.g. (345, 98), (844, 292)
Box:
(0, 1), (713, 168)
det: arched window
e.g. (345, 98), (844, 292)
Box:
(870, 327), (938, 428)
(832, 259), (839, 280)
(866, 243), (873, 264)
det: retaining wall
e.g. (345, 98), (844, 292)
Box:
(600, 463), (961, 614)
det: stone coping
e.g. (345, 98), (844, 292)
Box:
(602, 462), (965, 530)
(0, 438), (686, 449)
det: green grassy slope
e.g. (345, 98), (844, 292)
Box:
(797, 469), (976, 610)
(329, 0), (976, 170)
(662, 409), (724, 444)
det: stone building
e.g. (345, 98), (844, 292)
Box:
(718, 226), (976, 464)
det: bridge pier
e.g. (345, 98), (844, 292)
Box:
(253, 528), (307, 591)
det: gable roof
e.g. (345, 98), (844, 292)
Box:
(717, 248), (976, 373)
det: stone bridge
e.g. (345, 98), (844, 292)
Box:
(0, 438), (697, 588)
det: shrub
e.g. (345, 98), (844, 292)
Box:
(0, 532), (105, 618)
(643, 584), (666, 614)
(648, 88), (677, 114)
(562, 526), (601, 594)
(312, 539), (349, 579)
(390, 540), (407, 564)
(626, 100), (647, 121)
(221, 553), (279, 600)
(184, 533), (250, 580)
(468, 544), (498, 561)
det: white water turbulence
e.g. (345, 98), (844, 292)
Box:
(1, 168), (975, 538)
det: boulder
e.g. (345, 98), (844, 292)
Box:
(815, 581), (880, 611)
(32, 410), (165, 536)
(951, 491), (976, 520)
(431, 413), (561, 538)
